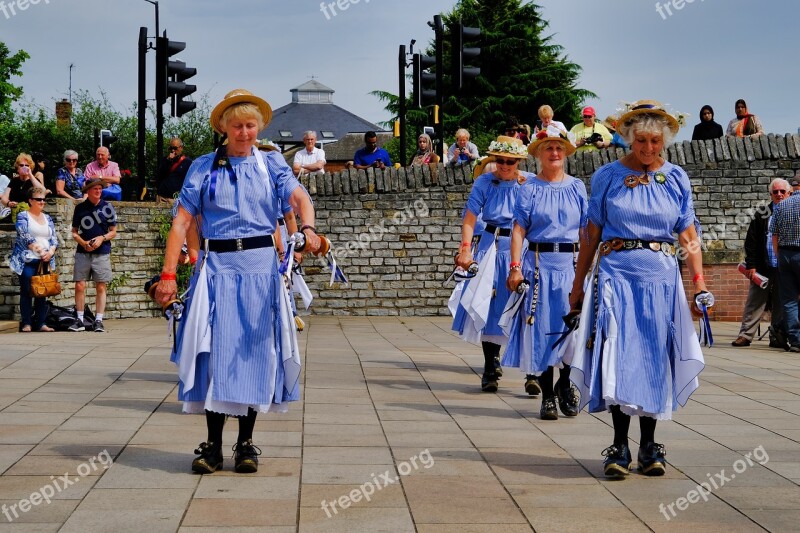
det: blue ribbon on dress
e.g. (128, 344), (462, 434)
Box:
(208, 145), (237, 202)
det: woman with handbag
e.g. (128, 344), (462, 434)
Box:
(9, 187), (58, 332)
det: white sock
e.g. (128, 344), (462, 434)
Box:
(96, 313), (104, 321)
(77, 312), (84, 321)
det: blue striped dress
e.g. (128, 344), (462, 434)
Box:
(171, 149), (301, 416)
(502, 175), (587, 374)
(452, 173), (530, 343)
(570, 160), (705, 419)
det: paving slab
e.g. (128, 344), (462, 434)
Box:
(0, 317), (797, 531)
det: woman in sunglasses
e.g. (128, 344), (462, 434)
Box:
(1, 153), (48, 222)
(568, 100), (708, 479)
(55, 150), (85, 200)
(452, 135), (531, 393)
(9, 187), (58, 332)
(504, 129), (586, 419)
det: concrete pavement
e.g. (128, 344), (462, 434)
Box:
(0, 316), (799, 532)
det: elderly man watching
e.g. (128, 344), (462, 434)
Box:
(732, 179), (790, 349)
(293, 131), (326, 177)
(570, 106), (612, 152)
(770, 179), (800, 352)
(84, 147), (122, 201)
(447, 128), (480, 166)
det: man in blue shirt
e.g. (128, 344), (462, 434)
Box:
(352, 131), (392, 170)
(69, 178), (118, 333)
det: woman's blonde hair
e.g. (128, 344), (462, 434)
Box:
(538, 105), (554, 119)
(15, 153), (34, 168)
(220, 103), (265, 131)
(455, 128), (470, 141)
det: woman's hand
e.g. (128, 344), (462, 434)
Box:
(302, 229), (321, 254)
(155, 279), (178, 307)
(507, 268), (523, 292)
(568, 285), (584, 311)
(455, 249), (473, 270)
(40, 249), (54, 263)
(8, 201), (17, 208)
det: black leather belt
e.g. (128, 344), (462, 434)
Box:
(206, 235), (274, 253)
(485, 224), (512, 237)
(599, 238), (675, 257)
(278, 218), (285, 226)
(528, 242), (578, 253)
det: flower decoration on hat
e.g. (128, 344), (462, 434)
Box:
(487, 139), (528, 157)
(616, 100), (687, 135)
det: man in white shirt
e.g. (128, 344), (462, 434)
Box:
(292, 131), (326, 177)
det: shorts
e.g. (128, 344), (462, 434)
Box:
(73, 253), (113, 283)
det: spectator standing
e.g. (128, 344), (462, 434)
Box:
(352, 131), (392, 170)
(732, 179), (790, 349)
(293, 131), (326, 177)
(727, 99), (764, 138)
(68, 178), (118, 333)
(769, 182), (800, 352)
(55, 150), (85, 200)
(410, 133), (439, 166)
(570, 106), (612, 152)
(156, 137), (193, 203)
(84, 147), (122, 201)
(447, 128), (480, 166)
(9, 187), (58, 332)
(691, 105), (724, 141)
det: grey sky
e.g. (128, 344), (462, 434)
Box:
(3, 0), (797, 142)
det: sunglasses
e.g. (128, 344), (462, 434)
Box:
(168, 146), (181, 151)
(495, 158), (518, 166)
(30, 198), (46, 202)
(771, 189), (788, 195)
(582, 115), (593, 119)
(66, 158), (78, 162)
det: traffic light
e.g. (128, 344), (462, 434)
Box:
(156, 36), (197, 116)
(452, 22), (481, 92)
(412, 53), (437, 108)
(99, 129), (117, 147)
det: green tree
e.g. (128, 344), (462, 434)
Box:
(0, 42), (29, 119)
(378, 0), (595, 163)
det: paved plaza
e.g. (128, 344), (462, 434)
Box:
(0, 316), (799, 532)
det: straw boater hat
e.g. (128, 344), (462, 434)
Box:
(81, 177), (110, 193)
(486, 135), (528, 159)
(617, 100), (681, 135)
(210, 89), (273, 135)
(527, 129), (577, 158)
(255, 138), (280, 152)
(600, 114), (619, 132)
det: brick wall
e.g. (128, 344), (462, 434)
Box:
(3, 133), (799, 322)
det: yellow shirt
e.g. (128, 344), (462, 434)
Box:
(569, 122), (612, 152)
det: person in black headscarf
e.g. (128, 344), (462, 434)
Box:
(691, 105), (724, 141)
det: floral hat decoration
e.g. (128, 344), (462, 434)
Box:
(527, 128), (577, 157)
(616, 100), (689, 136)
(486, 135), (528, 159)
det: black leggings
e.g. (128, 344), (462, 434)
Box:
(481, 341), (500, 374)
(610, 405), (657, 448)
(538, 365), (572, 399)
(205, 408), (258, 447)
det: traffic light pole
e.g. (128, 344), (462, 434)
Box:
(156, 30), (166, 179)
(433, 15), (444, 160)
(398, 44), (407, 167)
(137, 26), (147, 198)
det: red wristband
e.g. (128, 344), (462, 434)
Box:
(692, 274), (704, 283)
(160, 272), (177, 281)
(510, 261), (521, 268)
(460, 242), (471, 248)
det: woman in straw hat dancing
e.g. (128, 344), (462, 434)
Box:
(156, 89), (321, 475)
(503, 129), (586, 420)
(568, 100), (710, 478)
(452, 135), (532, 393)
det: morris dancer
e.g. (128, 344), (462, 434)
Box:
(452, 135), (532, 393)
(503, 129), (586, 419)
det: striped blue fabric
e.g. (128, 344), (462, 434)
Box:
(578, 160), (703, 418)
(453, 172), (529, 338)
(171, 150), (302, 413)
(503, 175), (587, 373)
